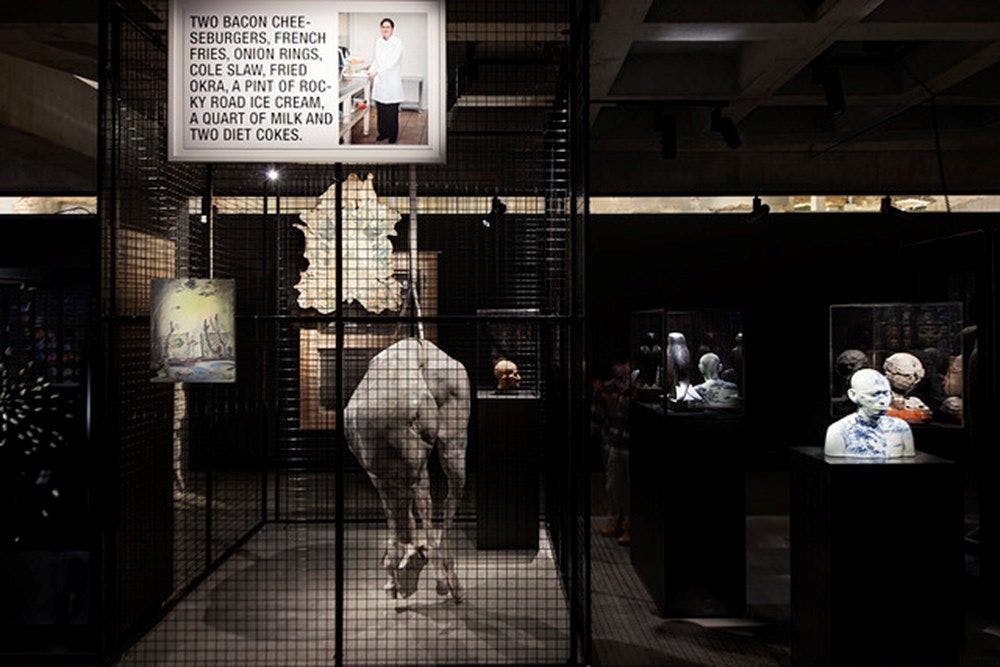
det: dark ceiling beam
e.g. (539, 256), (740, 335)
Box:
(0, 125), (93, 195)
(595, 93), (1000, 107)
(0, 2), (97, 23)
(0, 52), (97, 158)
(590, 0), (654, 122)
(0, 23), (98, 79)
(592, 133), (1000, 154)
(811, 41), (1000, 155)
(730, 0), (886, 122)
(622, 21), (1000, 42)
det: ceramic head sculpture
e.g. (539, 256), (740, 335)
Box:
(824, 369), (915, 458)
(883, 352), (925, 394)
(883, 351), (932, 420)
(693, 352), (740, 409)
(494, 358), (521, 391)
(698, 352), (721, 381)
(835, 349), (868, 382)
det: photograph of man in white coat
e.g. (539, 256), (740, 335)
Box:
(367, 17), (404, 143)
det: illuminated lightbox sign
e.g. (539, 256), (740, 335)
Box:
(169, 0), (445, 163)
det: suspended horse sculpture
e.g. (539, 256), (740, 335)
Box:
(341, 168), (469, 601)
(345, 337), (470, 601)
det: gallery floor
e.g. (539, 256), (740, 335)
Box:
(590, 473), (1000, 667)
(124, 469), (1000, 665)
(123, 523), (569, 665)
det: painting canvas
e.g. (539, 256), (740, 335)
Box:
(150, 278), (235, 383)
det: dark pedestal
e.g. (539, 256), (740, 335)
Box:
(629, 401), (746, 617)
(476, 391), (540, 550)
(0, 548), (95, 657)
(790, 448), (963, 667)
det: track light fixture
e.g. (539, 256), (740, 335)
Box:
(710, 107), (742, 149)
(482, 196), (506, 227)
(746, 196), (770, 224)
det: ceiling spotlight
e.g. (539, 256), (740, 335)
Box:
(812, 63), (846, 117)
(710, 107), (742, 149)
(266, 168), (280, 181)
(490, 196), (507, 218)
(746, 196), (770, 224)
(482, 196), (506, 227)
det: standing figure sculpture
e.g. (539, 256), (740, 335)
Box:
(666, 332), (702, 405)
(636, 331), (662, 388)
(345, 338), (470, 601)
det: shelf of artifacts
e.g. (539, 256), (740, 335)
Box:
(298, 251), (439, 430)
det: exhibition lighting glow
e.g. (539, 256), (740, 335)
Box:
(267, 169), (280, 181)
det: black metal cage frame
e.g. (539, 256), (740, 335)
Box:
(93, 0), (589, 665)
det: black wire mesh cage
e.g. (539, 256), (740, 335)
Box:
(93, 0), (589, 665)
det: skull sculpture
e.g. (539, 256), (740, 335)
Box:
(883, 351), (932, 418)
(883, 352), (925, 394)
(494, 358), (521, 391)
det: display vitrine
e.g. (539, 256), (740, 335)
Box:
(829, 302), (964, 426)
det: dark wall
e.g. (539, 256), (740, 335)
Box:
(588, 213), (994, 461)
(0, 215), (96, 280)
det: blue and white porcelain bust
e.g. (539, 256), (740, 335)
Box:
(824, 368), (915, 459)
(692, 353), (740, 409)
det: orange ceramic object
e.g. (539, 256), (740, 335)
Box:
(887, 408), (933, 423)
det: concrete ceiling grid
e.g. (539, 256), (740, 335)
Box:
(590, 0), (1000, 195)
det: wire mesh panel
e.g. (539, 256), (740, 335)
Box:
(100, 4), (267, 662)
(100, 9), (206, 650)
(100, 0), (587, 664)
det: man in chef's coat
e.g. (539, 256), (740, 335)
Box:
(367, 18), (404, 144)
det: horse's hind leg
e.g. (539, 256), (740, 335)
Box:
(434, 422), (467, 601)
(412, 467), (435, 546)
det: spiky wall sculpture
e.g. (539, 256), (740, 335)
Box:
(0, 351), (72, 544)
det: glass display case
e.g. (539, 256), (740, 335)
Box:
(829, 302), (965, 426)
(662, 309), (744, 413)
(475, 308), (540, 396)
(630, 309), (744, 412)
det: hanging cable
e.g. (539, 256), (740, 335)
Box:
(928, 98), (951, 213)
(901, 62), (951, 213)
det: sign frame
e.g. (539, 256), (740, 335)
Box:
(168, 0), (447, 163)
